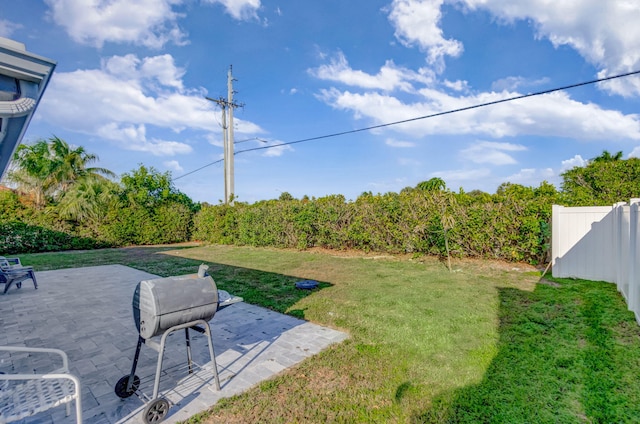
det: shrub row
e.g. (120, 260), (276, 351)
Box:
(98, 203), (194, 246)
(0, 221), (108, 254)
(193, 185), (557, 264)
(1, 183), (556, 263)
(0, 190), (194, 254)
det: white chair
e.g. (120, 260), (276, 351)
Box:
(0, 346), (82, 423)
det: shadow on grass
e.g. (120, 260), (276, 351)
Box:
(414, 279), (640, 424)
(195, 260), (332, 319)
(23, 245), (332, 319)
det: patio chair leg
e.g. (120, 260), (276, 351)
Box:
(30, 271), (38, 289)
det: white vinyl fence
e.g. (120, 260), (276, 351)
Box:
(552, 200), (640, 323)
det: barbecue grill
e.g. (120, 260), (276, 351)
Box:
(115, 265), (242, 424)
(133, 272), (219, 339)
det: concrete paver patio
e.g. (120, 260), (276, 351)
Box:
(0, 265), (348, 423)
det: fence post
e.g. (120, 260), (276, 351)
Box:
(629, 199), (640, 323)
(614, 202), (627, 294)
(551, 205), (562, 278)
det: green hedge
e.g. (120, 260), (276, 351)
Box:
(0, 221), (108, 254)
(1, 182), (556, 262)
(193, 185), (556, 264)
(98, 202), (193, 246)
(0, 190), (194, 253)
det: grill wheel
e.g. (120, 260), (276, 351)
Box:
(114, 375), (140, 398)
(143, 397), (170, 423)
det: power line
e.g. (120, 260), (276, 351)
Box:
(235, 137), (268, 144)
(172, 141), (263, 180)
(235, 69), (640, 154)
(174, 69), (640, 181)
(173, 142), (262, 180)
(173, 158), (223, 180)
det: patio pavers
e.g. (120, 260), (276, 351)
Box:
(0, 265), (348, 423)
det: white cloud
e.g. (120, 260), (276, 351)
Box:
(386, 0), (463, 68)
(314, 0), (640, 144)
(164, 160), (184, 172)
(309, 51), (434, 92)
(45, 0), (186, 48)
(233, 118), (265, 135)
(203, 0), (261, 21)
(38, 53), (264, 156)
(94, 123), (192, 156)
(0, 20), (21, 38)
(504, 167), (555, 186)
(102, 54), (186, 91)
(598, 69), (640, 99)
(132, 139), (193, 156)
(629, 147), (640, 159)
(95, 123), (147, 143)
(261, 141), (293, 157)
(317, 85), (640, 141)
(458, 0), (640, 96)
(205, 133), (224, 149)
(139, 55), (186, 91)
(461, 141), (526, 165)
(431, 168), (491, 181)
(443, 79), (469, 92)
(491, 76), (550, 92)
(386, 138), (416, 148)
(560, 154), (587, 171)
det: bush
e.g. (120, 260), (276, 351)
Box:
(0, 190), (27, 222)
(98, 201), (194, 246)
(0, 221), (108, 254)
(192, 183), (558, 264)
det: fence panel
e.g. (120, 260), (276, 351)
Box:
(630, 203), (640, 322)
(552, 201), (640, 324)
(551, 205), (614, 281)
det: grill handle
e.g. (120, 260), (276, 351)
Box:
(197, 264), (209, 278)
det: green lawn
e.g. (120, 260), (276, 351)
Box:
(20, 245), (640, 423)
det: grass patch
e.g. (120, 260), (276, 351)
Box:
(18, 245), (640, 423)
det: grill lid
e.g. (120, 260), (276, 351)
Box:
(133, 273), (219, 339)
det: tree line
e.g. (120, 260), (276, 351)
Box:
(1, 137), (638, 264)
(1, 136), (197, 252)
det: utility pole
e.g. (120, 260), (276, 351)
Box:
(205, 65), (242, 204)
(227, 66), (236, 204)
(220, 101), (228, 202)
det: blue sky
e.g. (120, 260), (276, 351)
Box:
(2, 0), (640, 203)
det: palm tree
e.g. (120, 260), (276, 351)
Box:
(417, 177), (447, 192)
(592, 150), (624, 162)
(48, 136), (115, 198)
(7, 136), (116, 208)
(57, 178), (119, 226)
(7, 140), (56, 207)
